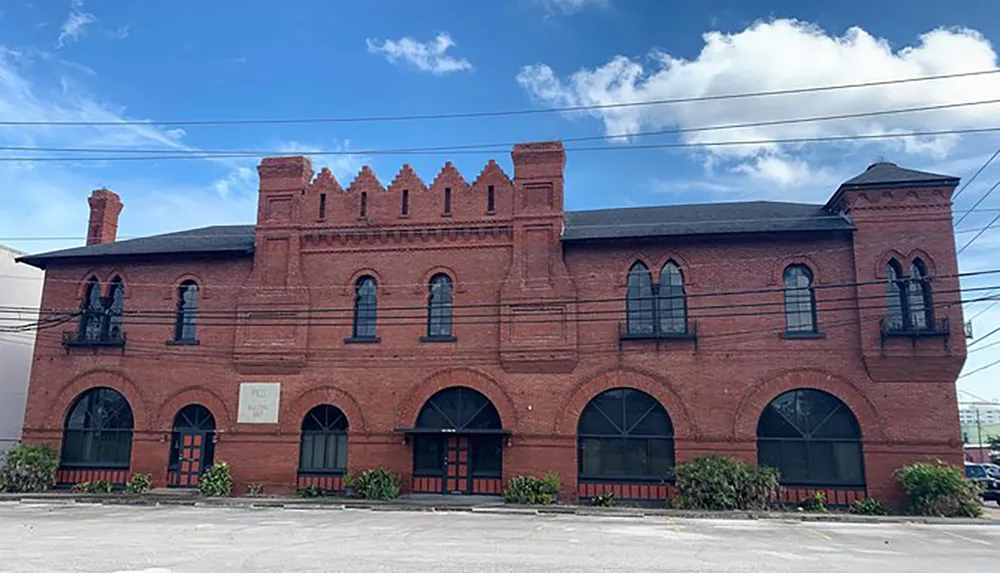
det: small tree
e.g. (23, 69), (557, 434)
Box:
(897, 460), (982, 518)
(0, 444), (59, 493)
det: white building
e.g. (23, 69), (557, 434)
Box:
(0, 245), (44, 456)
(959, 403), (1000, 426)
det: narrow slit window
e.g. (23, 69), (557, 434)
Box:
(360, 192), (367, 218)
(487, 185), (495, 213)
(318, 193), (327, 219)
(401, 189), (409, 216)
(444, 187), (452, 215)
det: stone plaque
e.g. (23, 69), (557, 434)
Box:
(238, 382), (281, 424)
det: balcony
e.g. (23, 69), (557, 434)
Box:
(618, 319), (697, 350)
(62, 331), (126, 353)
(879, 316), (949, 349)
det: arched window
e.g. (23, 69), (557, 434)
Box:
(626, 262), (655, 335)
(578, 388), (674, 480)
(174, 281), (199, 343)
(105, 277), (125, 341)
(299, 405), (349, 473)
(79, 278), (103, 342)
(885, 259), (906, 330)
(427, 274), (453, 338)
(413, 387), (503, 484)
(352, 276), (378, 339)
(783, 265), (817, 334)
(908, 259), (933, 329)
(757, 389), (864, 486)
(61, 387), (134, 468)
(658, 262), (687, 334)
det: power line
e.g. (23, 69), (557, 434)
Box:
(960, 357), (1000, 379)
(7, 98), (998, 157)
(969, 325), (1000, 348)
(954, 177), (1000, 229)
(970, 300), (1000, 320)
(953, 148), (1000, 202)
(2, 69), (997, 128)
(958, 210), (1000, 254)
(970, 338), (1000, 354)
(2, 127), (1000, 163)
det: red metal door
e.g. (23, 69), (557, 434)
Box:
(445, 435), (470, 494)
(168, 432), (207, 487)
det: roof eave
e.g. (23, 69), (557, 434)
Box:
(825, 177), (960, 210)
(562, 226), (856, 244)
(15, 247), (254, 270)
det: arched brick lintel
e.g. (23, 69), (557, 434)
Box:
(394, 367), (520, 431)
(154, 386), (233, 431)
(47, 368), (151, 430)
(282, 385), (369, 435)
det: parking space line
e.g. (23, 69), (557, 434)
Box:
(940, 529), (991, 546)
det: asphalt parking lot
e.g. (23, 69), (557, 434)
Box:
(0, 502), (997, 572)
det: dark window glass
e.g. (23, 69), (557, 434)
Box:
(626, 262), (655, 335)
(299, 405), (349, 473)
(352, 276), (378, 339)
(413, 436), (444, 474)
(578, 388), (675, 480)
(415, 387), (502, 431)
(401, 189), (409, 216)
(319, 192), (327, 219)
(885, 260), (905, 330)
(105, 278), (125, 340)
(908, 259), (933, 329)
(756, 389), (864, 486)
(658, 262), (687, 334)
(79, 278), (103, 341)
(783, 265), (816, 333)
(174, 281), (199, 342)
(427, 274), (453, 337)
(487, 185), (495, 213)
(61, 387), (134, 468)
(444, 187), (452, 215)
(471, 435), (503, 476)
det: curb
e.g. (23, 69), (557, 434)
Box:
(1, 494), (997, 525)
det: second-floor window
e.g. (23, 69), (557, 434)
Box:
(353, 276), (378, 339)
(427, 274), (453, 338)
(625, 261), (689, 336)
(885, 258), (933, 331)
(783, 264), (817, 334)
(106, 277), (125, 340)
(77, 277), (126, 343)
(174, 281), (199, 342)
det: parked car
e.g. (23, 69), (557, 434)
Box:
(983, 464), (1000, 479)
(965, 463), (1000, 502)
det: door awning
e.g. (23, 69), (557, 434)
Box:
(393, 427), (510, 435)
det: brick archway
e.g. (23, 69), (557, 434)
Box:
(154, 386), (232, 432)
(395, 367), (519, 431)
(48, 369), (151, 430)
(555, 366), (696, 440)
(283, 385), (368, 435)
(732, 368), (886, 443)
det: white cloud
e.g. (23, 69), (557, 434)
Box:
(517, 19), (1000, 188)
(275, 140), (367, 181)
(366, 33), (472, 75)
(57, 0), (97, 48)
(535, 0), (609, 15)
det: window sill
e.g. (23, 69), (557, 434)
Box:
(344, 336), (381, 344)
(420, 335), (457, 343)
(297, 469), (346, 476)
(166, 339), (200, 346)
(619, 332), (696, 341)
(780, 331), (826, 340)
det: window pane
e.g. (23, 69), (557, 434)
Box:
(414, 436), (444, 473)
(354, 278), (377, 338)
(335, 434), (348, 469)
(470, 435), (502, 476)
(300, 434), (315, 469)
(627, 263), (655, 335)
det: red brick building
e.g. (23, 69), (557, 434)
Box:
(17, 142), (967, 505)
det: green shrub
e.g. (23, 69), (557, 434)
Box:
(300, 484), (324, 498)
(353, 468), (401, 501)
(592, 492), (615, 507)
(246, 483), (264, 497)
(849, 498), (888, 516)
(123, 474), (152, 494)
(198, 461), (233, 497)
(503, 473), (561, 505)
(673, 454), (779, 511)
(798, 492), (826, 513)
(896, 460), (982, 518)
(0, 444), (58, 493)
(72, 480), (113, 494)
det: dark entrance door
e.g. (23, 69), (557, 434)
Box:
(409, 387), (504, 495)
(167, 405), (216, 488)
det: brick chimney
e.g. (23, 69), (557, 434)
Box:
(86, 188), (123, 246)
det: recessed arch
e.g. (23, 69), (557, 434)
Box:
(577, 387), (675, 481)
(60, 387), (134, 469)
(395, 367), (518, 432)
(284, 385), (367, 435)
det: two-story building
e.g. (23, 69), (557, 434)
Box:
(16, 142), (967, 505)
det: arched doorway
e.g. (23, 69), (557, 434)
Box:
(403, 387), (505, 495)
(296, 405), (349, 493)
(756, 388), (866, 505)
(167, 404), (216, 487)
(576, 388), (675, 502)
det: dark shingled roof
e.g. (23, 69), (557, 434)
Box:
(18, 201), (853, 267)
(562, 201), (852, 242)
(839, 161), (957, 188)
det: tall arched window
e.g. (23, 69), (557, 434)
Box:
(105, 277), (125, 340)
(61, 387), (134, 468)
(885, 259), (906, 330)
(79, 278), (103, 342)
(299, 405), (349, 473)
(578, 388), (674, 480)
(174, 281), (199, 343)
(757, 389), (864, 486)
(427, 274), (453, 338)
(783, 265), (817, 334)
(908, 259), (933, 329)
(352, 276), (378, 339)
(626, 262), (655, 335)
(658, 262), (687, 334)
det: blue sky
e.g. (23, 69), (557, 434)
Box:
(1, 0), (999, 401)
